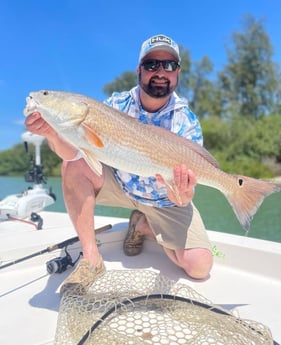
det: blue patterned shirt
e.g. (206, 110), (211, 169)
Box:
(104, 86), (203, 207)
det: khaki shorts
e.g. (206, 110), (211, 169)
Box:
(97, 165), (211, 251)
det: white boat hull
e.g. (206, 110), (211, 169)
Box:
(0, 211), (280, 344)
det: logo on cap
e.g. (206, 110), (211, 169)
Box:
(150, 35), (172, 46)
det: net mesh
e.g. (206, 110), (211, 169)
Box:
(54, 269), (273, 345)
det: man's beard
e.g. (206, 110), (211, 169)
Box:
(139, 72), (177, 98)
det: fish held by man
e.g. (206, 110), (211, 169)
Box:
(24, 90), (280, 231)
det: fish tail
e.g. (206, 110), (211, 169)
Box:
(225, 175), (280, 231)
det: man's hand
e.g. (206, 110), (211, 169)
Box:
(25, 112), (56, 138)
(25, 112), (79, 160)
(156, 165), (196, 206)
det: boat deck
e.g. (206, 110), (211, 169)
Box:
(0, 211), (280, 344)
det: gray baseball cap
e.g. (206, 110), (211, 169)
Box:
(138, 34), (181, 63)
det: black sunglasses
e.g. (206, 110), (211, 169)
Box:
(141, 59), (180, 72)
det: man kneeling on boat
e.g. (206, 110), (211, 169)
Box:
(25, 34), (213, 294)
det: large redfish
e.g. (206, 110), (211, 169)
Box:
(24, 90), (280, 230)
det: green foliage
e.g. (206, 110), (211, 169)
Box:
(201, 115), (280, 178)
(176, 45), (192, 96)
(0, 144), (29, 176)
(218, 154), (274, 178)
(218, 15), (280, 119)
(200, 117), (230, 151)
(183, 55), (221, 118)
(0, 142), (62, 177)
(103, 71), (137, 96)
(245, 114), (281, 161)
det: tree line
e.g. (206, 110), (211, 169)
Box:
(0, 15), (280, 178)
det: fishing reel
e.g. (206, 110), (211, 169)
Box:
(46, 246), (82, 274)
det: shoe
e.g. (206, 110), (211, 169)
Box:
(123, 210), (145, 256)
(60, 256), (105, 296)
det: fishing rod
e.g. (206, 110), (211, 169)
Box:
(0, 224), (112, 271)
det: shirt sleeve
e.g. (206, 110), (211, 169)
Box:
(171, 107), (203, 146)
(103, 95), (114, 107)
(103, 91), (133, 112)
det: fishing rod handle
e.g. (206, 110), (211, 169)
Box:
(49, 224), (113, 251)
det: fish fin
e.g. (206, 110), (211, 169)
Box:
(158, 176), (183, 206)
(225, 175), (280, 231)
(190, 142), (220, 169)
(81, 149), (103, 176)
(82, 123), (104, 148)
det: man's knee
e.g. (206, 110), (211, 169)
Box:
(62, 159), (104, 189)
(62, 159), (84, 177)
(177, 248), (213, 280)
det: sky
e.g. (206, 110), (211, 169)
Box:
(0, 0), (280, 151)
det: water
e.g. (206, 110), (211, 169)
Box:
(0, 176), (280, 243)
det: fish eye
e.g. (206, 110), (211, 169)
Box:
(43, 91), (49, 95)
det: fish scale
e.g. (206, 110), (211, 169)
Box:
(24, 90), (281, 231)
(85, 103), (213, 178)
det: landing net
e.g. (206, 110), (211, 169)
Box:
(54, 269), (273, 345)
